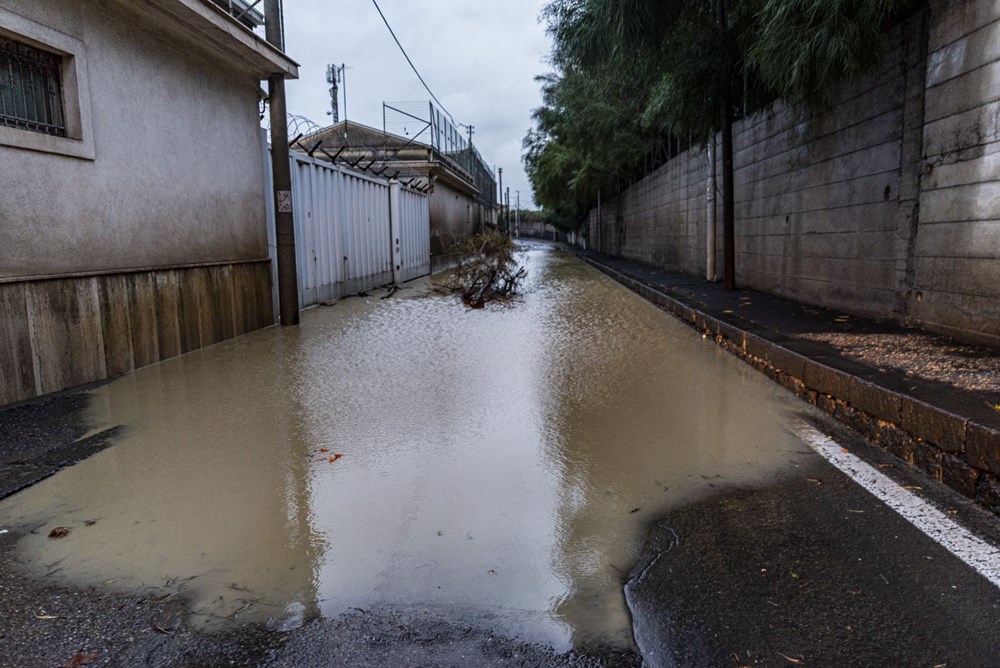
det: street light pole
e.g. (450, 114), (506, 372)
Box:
(264, 0), (299, 326)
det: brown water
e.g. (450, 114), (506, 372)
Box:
(1, 244), (812, 650)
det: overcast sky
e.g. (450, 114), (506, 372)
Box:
(282, 0), (552, 208)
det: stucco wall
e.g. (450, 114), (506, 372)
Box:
(0, 0), (268, 280)
(429, 179), (477, 256)
(589, 1), (1000, 346)
(0, 0), (278, 406)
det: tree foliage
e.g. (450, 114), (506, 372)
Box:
(524, 0), (915, 231)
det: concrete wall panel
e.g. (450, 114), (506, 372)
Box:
(588, 4), (1000, 344)
(0, 262), (272, 406)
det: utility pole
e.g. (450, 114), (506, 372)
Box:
(515, 190), (520, 238)
(265, 0), (299, 325)
(340, 64), (348, 123)
(465, 124), (474, 178)
(718, 0), (736, 290)
(497, 167), (504, 232)
(505, 187), (510, 232)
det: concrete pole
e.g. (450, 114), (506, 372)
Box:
(515, 190), (520, 238)
(718, 0), (736, 290)
(505, 187), (510, 231)
(498, 167), (504, 232)
(706, 136), (717, 282)
(265, 0), (299, 325)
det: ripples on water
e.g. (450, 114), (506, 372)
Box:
(1, 243), (809, 650)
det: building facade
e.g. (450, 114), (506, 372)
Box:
(0, 0), (297, 406)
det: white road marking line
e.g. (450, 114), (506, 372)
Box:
(794, 422), (1000, 589)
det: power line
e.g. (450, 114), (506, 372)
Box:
(370, 0), (460, 126)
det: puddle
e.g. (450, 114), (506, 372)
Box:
(1, 243), (810, 651)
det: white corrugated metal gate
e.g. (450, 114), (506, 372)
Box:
(264, 144), (431, 312)
(391, 183), (432, 283)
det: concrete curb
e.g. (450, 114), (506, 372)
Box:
(580, 255), (1000, 512)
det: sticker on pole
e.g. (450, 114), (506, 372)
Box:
(277, 190), (293, 213)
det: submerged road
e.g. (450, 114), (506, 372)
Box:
(1, 242), (999, 666)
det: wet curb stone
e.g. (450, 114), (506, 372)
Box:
(578, 254), (1000, 513)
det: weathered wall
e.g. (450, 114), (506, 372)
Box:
(911, 1), (1000, 345)
(429, 179), (477, 256)
(599, 146), (709, 276)
(0, 262), (272, 406)
(0, 0), (277, 406)
(0, 0), (268, 279)
(589, 1), (1000, 346)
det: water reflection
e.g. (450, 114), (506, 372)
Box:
(0, 244), (807, 650)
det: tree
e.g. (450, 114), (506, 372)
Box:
(524, 0), (915, 284)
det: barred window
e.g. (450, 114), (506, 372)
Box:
(0, 34), (66, 137)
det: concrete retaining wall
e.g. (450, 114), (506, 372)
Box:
(911, 1), (1000, 346)
(589, 0), (1000, 346)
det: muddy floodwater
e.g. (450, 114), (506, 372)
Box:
(2, 244), (812, 651)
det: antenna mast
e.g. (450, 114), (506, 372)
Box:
(326, 63), (341, 123)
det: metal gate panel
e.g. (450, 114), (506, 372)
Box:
(266, 144), (429, 311)
(338, 168), (392, 296)
(397, 185), (430, 283)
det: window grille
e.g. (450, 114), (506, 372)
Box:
(0, 34), (66, 137)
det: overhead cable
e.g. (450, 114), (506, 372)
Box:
(370, 0), (460, 126)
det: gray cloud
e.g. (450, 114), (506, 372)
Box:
(283, 0), (551, 208)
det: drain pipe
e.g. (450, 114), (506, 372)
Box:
(706, 136), (717, 282)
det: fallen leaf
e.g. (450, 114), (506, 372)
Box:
(49, 527), (70, 539)
(902, 485), (923, 491)
(630, 507), (640, 513)
(35, 614), (59, 620)
(320, 448), (329, 453)
(59, 652), (98, 668)
(841, 449), (849, 454)
(791, 572), (800, 579)
(327, 453), (344, 463)
(778, 653), (804, 664)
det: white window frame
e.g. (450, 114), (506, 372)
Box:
(0, 7), (94, 160)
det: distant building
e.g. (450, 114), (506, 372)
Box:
(298, 108), (497, 270)
(0, 0), (297, 406)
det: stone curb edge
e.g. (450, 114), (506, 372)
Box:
(579, 255), (1000, 512)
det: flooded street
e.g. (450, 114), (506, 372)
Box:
(1, 243), (812, 651)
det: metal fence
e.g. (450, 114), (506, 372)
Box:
(384, 101), (497, 209)
(264, 134), (431, 312)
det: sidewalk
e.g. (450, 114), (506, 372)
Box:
(572, 247), (1000, 512)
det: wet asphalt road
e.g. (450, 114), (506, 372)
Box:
(625, 419), (1000, 667)
(4, 393), (1000, 666)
